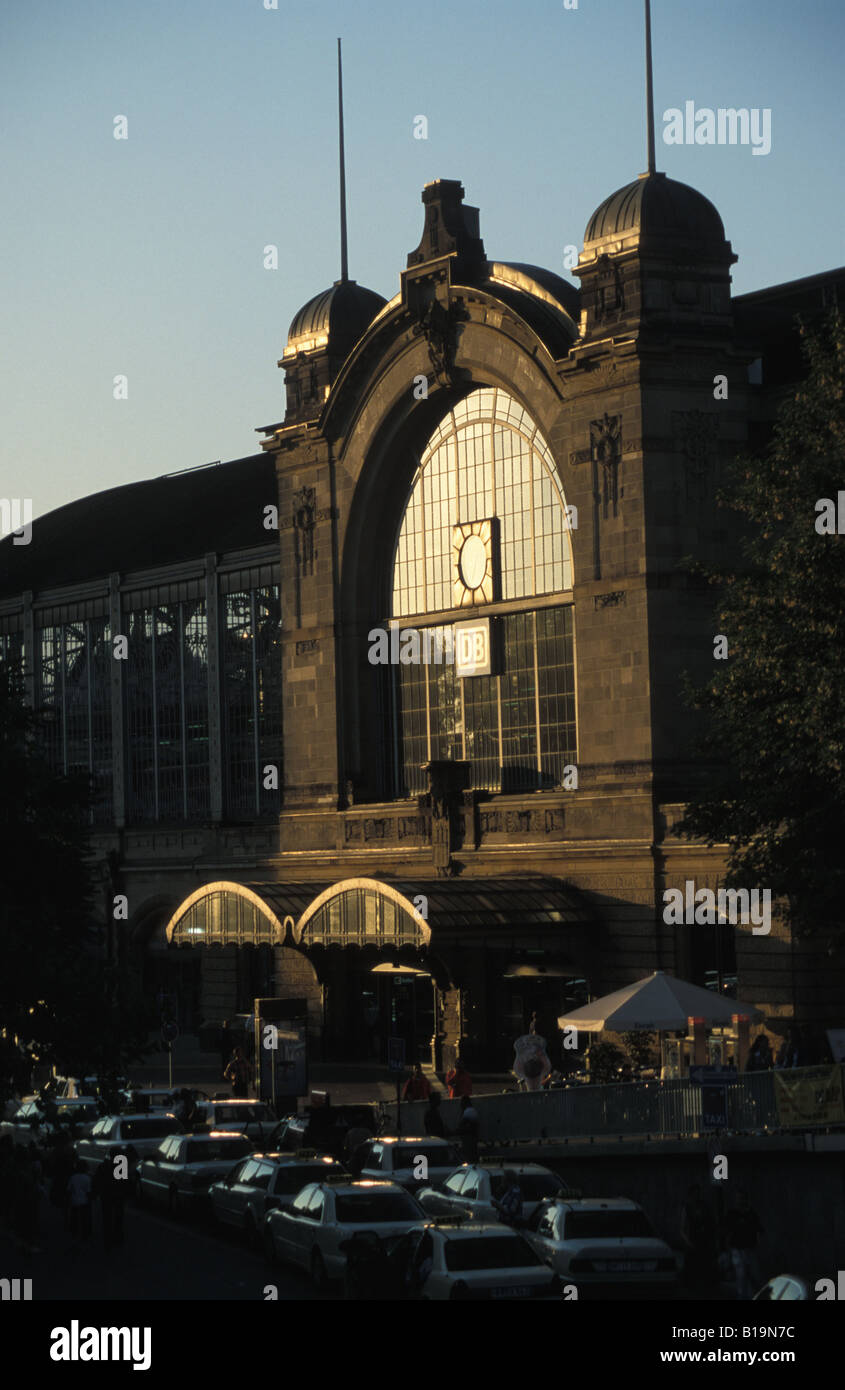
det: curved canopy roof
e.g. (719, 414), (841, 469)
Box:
(164, 876), (593, 953)
(0, 453), (277, 599)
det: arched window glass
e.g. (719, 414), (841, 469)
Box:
(392, 388), (572, 618)
(387, 388), (577, 797)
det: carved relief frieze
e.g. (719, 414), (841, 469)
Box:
(673, 410), (720, 506)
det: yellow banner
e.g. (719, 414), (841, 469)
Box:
(774, 1064), (845, 1126)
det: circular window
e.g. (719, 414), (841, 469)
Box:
(458, 534), (487, 590)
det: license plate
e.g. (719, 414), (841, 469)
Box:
(599, 1260), (655, 1273)
(490, 1285), (531, 1299)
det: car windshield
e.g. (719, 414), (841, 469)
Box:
(186, 1140), (251, 1163)
(444, 1236), (543, 1271)
(276, 1165), (340, 1193)
(394, 1146), (456, 1167)
(334, 1193), (420, 1223)
(57, 1105), (98, 1120)
(563, 1210), (653, 1239)
(214, 1105), (270, 1122)
(489, 1173), (564, 1201)
(122, 1119), (180, 1139)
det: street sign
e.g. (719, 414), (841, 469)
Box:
(387, 1037), (406, 1072)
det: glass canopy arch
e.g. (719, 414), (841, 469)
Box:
(165, 881), (290, 947)
(295, 879), (431, 950)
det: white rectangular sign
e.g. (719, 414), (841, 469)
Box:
(454, 618), (492, 677)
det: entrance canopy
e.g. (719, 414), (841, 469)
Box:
(164, 875), (591, 953)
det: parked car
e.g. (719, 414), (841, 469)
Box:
(192, 1100), (275, 1142)
(135, 1131), (253, 1215)
(75, 1113), (183, 1168)
(524, 1197), (678, 1285)
(386, 1220), (563, 1300)
(209, 1151), (348, 1244)
(1, 1097), (100, 1145)
(356, 1137), (461, 1191)
(268, 1104), (380, 1159)
(416, 1163), (571, 1222)
(120, 1089), (180, 1115)
(262, 1179), (425, 1289)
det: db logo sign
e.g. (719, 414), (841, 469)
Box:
(455, 620), (492, 677)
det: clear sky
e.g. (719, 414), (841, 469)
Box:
(2, 0), (843, 522)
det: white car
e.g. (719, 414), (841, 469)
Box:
(75, 1113), (183, 1167)
(209, 1151), (347, 1244)
(389, 1221), (562, 1300)
(1, 1097), (100, 1145)
(524, 1197), (678, 1285)
(263, 1179), (425, 1289)
(193, 1100), (276, 1142)
(417, 1163), (570, 1222)
(356, 1137), (461, 1191)
(136, 1131), (253, 1215)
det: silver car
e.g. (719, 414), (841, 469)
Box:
(193, 1100), (276, 1142)
(417, 1163), (570, 1223)
(209, 1152), (347, 1244)
(136, 1131), (253, 1216)
(524, 1197), (678, 1285)
(75, 1113), (183, 1167)
(263, 1179), (425, 1289)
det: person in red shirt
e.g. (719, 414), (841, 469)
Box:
(402, 1063), (431, 1102)
(445, 1057), (472, 1099)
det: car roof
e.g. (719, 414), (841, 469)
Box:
(183, 1130), (249, 1141)
(548, 1197), (641, 1211)
(414, 1221), (519, 1238)
(249, 1151), (342, 1165)
(313, 1179), (408, 1195)
(374, 1136), (453, 1147)
(112, 1112), (179, 1122)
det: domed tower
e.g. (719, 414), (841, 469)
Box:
(577, 170), (736, 340)
(557, 0), (754, 859)
(280, 279), (386, 425)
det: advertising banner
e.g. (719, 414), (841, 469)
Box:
(774, 1064), (845, 1127)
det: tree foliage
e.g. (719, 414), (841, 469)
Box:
(677, 310), (845, 945)
(0, 668), (153, 1078)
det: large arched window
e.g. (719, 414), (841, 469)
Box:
(388, 387), (576, 796)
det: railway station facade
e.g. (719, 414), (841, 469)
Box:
(2, 170), (843, 1071)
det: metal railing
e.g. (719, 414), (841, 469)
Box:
(385, 1071), (790, 1143)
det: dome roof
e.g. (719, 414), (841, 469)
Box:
(584, 172), (727, 248)
(284, 279), (387, 359)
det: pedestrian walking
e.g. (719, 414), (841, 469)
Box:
(445, 1057), (472, 1099)
(93, 1148), (128, 1251)
(67, 1161), (93, 1243)
(224, 1047), (250, 1098)
(680, 1184), (715, 1290)
(456, 1095), (480, 1163)
(402, 1063), (431, 1103)
(423, 1091), (446, 1138)
(725, 1190), (763, 1300)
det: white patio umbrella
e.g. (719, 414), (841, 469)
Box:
(557, 970), (762, 1033)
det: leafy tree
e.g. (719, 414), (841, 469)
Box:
(0, 668), (153, 1082)
(622, 1030), (657, 1072)
(677, 310), (845, 949)
(0, 665), (95, 1043)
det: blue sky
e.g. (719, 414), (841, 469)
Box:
(2, 0), (843, 521)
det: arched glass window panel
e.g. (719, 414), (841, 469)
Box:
(392, 388), (572, 618)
